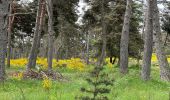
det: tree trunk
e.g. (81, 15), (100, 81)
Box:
(27, 0), (44, 71)
(97, 0), (106, 67)
(0, 0), (9, 80)
(120, 0), (132, 74)
(46, 0), (55, 72)
(86, 32), (90, 65)
(110, 57), (113, 64)
(141, 0), (154, 81)
(7, 1), (15, 68)
(32, 1), (45, 68)
(153, 0), (170, 81)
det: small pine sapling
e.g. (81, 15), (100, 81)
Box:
(76, 66), (114, 100)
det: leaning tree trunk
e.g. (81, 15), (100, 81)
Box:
(120, 0), (132, 74)
(27, 0), (43, 71)
(141, 0), (154, 81)
(46, 0), (55, 72)
(0, 0), (9, 80)
(153, 0), (170, 81)
(97, 0), (106, 67)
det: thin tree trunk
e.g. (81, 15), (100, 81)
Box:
(46, 0), (55, 72)
(0, 0), (9, 80)
(141, 0), (154, 81)
(153, 0), (170, 81)
(27, 0), (43, 71)
(120, 0), (132, 74)
(86, 32), (90, 65)
(32, 0), (45, 68)
(110, 57), (113, 64)
(54, 34), (62, 61)
(97, 0), (106, 67)
(7, 1), (15, 68)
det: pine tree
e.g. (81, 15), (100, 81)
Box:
(0, 0), (9, 80)
(141, 0), (155, 81)
(77, 66), (114, 100)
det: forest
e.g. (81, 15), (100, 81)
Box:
(0, 0), (170, 100)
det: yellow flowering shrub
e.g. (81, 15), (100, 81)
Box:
(149, 53), (170, 63)
(42, 77), (52, 90)
(12, 72), (23, 80)
(151, 54), (157, 62)
(105, 58), (113, 68)
(36, 58), (48, 69)
(10, 54), (170, 71)
(9, 58), (86, 71)
(66, 58), (85, 71)
(10, 58), (28, 68)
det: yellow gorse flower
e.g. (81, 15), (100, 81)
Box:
(9, 58), (86, 71)
(105, 58), (113, 68)
(42, 77), (52, 90)
(10, 58), (27, 68)
(151, 53), (170, 62)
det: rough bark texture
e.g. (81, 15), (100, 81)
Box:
(27, 0), (44, 71)
(141, 0), (154, 81)
(153, 0), (170, 81)
(120, 0), (132, 74)
(0, 0), (9, 80)
(7, 1), (15, 68)
(46, 0), (55, 71)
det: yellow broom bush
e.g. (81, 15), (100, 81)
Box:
(9, 57), (86, 71)
(10, 54), (170, 70)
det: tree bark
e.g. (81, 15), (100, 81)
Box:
(110, 57), (113, 64)
(141, 0), (154, 81)
(27, 0), (44, 71)
(32, 0), (45, 68)
(153, 0), (170, 81)
(7, 0), (15, 68)
(164, 33), (168, 46)
(120, 0), (132, 74)
(86, 31), (90, 65)
(46, 0), (55, 72)
(0, 0), (9, 80)
(97, 0), (106, 67)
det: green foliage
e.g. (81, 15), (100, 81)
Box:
(77, 66), (114, 100)
(162, 2), (170, 34)
(106, 1), (143, 59)
(13, 2), (36, 38)
(82, 0), (143, 59)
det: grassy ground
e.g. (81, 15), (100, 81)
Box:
(0, 64), (169, 100)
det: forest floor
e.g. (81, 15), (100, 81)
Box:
(0, 64), (169, 100)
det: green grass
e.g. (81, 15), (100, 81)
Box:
(0, 64), (169, 100)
